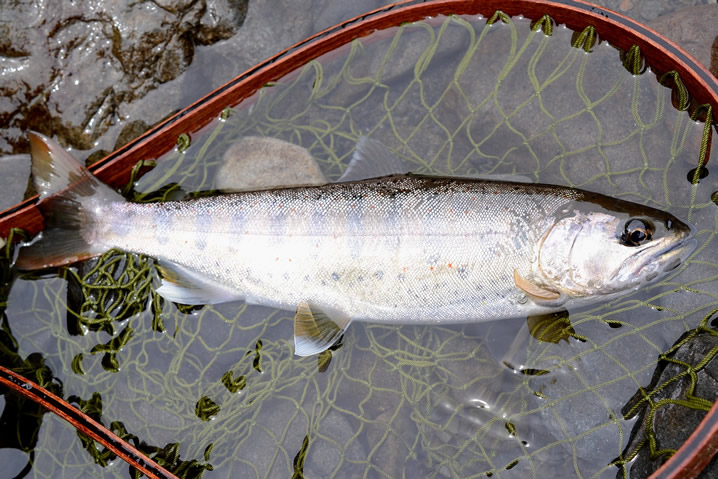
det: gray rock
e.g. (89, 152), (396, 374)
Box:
(216, 136), (327, 191)
(620, 329), (718, 478)
(363, 408), (417, 479)
(304, 410), (367, 478)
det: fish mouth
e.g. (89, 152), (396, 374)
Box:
(629, 235), (697, 282)
(656, 237), (697, 269)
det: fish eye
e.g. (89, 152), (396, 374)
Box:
(621, 218), (653, 247)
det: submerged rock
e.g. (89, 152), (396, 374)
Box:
(647, 4), (718, 75)
(217, 136), (327, 191)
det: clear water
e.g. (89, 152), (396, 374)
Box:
(3, 15), (717, 479)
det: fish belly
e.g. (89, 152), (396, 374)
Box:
(98, 178), (569, 323)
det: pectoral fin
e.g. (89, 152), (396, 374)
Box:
(294, 302), (352, 356)
(513, 269), (560, 301)
(527, 309), (575, 344)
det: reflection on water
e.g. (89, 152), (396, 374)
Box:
(2, 14), (718, 479)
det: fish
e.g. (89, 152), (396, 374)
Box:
(15, 132), (697, 356)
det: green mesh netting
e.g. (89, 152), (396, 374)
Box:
(1, 13), (717, 479)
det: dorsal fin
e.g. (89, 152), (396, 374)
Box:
(467, 173), (533, 183)
(338, 136), (534, 183)
(337, 136), (408, 182)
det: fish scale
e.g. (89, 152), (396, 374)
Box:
(99, 177), (579, 322)
(16, 133), (696, 355)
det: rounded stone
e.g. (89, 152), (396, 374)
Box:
(217, 136), (327, 191)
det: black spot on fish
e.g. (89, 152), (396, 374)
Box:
(311, 209), (327, 232)
(331, 272), (340, 281)
(112, 208), (134, 237)
(375, 271), (384, 280)
(269, 208), (287, 236)
(457, 266), (469, 280)
(230, 208), (248, 233)
(195, 213), (211, 250)
(155, 210), (173, 245)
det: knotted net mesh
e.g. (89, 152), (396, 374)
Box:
(1, 12), (717, 479)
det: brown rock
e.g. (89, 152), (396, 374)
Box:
(217, 136), (327, 191)
(647, 5), (718, 73)
(0, 0), (248, 156)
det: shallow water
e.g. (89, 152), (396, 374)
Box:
(2, 15), (718, 478)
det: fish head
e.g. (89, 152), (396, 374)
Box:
(536, 200), (696, 298)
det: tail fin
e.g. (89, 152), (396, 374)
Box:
(14, 132), (125, 270)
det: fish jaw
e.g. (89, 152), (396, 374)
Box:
(614, 233), (696, 285)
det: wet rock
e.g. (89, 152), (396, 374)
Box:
(217, 136), (327, 191)
(620, 329), (718, 478)
(84, 119), (153, 166)
(647, 4), (718, 74)
(114, 119), (152, 151)
(0, 0), (248, 156)
(0, 153), (30, 212)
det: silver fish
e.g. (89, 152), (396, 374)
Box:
(15, 133), (696, 356)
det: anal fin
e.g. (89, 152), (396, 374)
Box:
(294, 302), (352, 356)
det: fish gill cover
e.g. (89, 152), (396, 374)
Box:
(1, 13), (717, 479)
